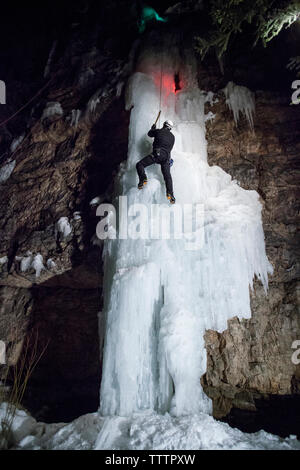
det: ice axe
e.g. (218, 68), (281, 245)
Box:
(154, 110), (161, 126)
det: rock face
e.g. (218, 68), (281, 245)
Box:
(0, 29), (132, 421)
(202, 85), (300, 437)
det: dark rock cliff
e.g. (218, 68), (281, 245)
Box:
(202, 87), (300, 438)
(0, 1), (134, 422)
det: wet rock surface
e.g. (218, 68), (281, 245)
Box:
(0, 23), (132, 421)
(202, 87), (300, 436)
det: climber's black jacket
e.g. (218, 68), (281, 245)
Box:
(147, 126), (175, 155)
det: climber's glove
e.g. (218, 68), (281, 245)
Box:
(151, 124), (156, 130)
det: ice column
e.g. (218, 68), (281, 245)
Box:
(99, 40), (273, 417)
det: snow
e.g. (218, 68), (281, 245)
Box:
(20, 252), (33, 272)
(57, 216), (72, 238)
(41, 102), (63, 121)
(203, 91), (218, 106)
(99, 39), (272, 423)
(204, 111), (215, 122)
(20, 252), (45, 277)
(0, 403), (37, 449)
(46, 258), (56, 270)
(95, 412), (300, 451)
(0, 80), (5, 105)
(0, 404), (299, 450)
(0, 160), (16, 183)
(73, 211), (81, 220)
(70, 109), (81, 128)
(223, 81), (255, 130)
(87, 76), (123, 113)
(90, 196), (101, 206)
(0, 256), (8, 265)
(31, 254), (45, 278)
(0, 403), (104, 450)
(89, 97), (100, 113)
(116, 81), (124, 97)
(88, 91), (101, 113)
(10, 134), (24, 153)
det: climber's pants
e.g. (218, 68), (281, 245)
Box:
(136, 151), (173, 195)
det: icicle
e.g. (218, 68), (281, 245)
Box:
(57, 217), (72, 238)
(70, 109), (81, 128)
(20, 252), (45, 277)
(223, 81), (255, 130)
(44, 40), (58, 79)
(32, 254), (45, 277)
(0, 160), (16, 183)
(41, 102), (63, 121)
(0, 256), (8, 265)
(20, 253), (33, 273)
(47, 258), (56, 270)
(10, 134), (24, 153)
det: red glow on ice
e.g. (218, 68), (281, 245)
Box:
(154, 73), (182, 96)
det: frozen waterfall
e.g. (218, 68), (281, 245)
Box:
(98, 37), (273, 421)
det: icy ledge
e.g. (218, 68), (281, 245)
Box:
(1, 404), (299, 450)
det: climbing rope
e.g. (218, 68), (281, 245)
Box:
(0, 72), (59, 129)
(159, 54), (163, 128)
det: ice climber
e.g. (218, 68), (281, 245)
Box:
(136, 120), (176, 204)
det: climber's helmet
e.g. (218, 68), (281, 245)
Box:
(163, 120), (174, 130)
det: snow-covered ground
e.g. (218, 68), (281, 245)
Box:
(1, 404), (299, 450)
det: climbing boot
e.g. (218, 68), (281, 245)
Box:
(138, 178), (147, 190)
(167, 192), (176, 204)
